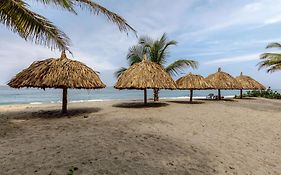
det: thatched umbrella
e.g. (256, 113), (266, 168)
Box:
(206, 68), (242, 100)
(236, 72), (265, 99)
(8, 51), (106, 114)
(176, 73), (213, 102)
(114, 54), (177, 104)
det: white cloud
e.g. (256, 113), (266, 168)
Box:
(204, 53), (260, 65)
(179, 0), (281, 41)
(264, 15), (281, 25)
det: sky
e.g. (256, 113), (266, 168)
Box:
(1, 0), (281, 88)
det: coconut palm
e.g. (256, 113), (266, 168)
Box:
(115, 33), (198, 101)
(258, 42), (281, 72)
(0, 0), (135, 51)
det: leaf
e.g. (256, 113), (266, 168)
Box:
(165, 60), (198, 76)
(0, 0), (136, 51)
(266, 42), (281, 49)
(33, 0), (76, 13)
(0, 0), (70, 51)
(258, 51), (281, 72)
(127, 45), (144, 65)
(114, 67), (127, 78)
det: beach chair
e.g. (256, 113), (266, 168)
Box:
(213, 95), (224, 100)
(206, 93), (215, 99)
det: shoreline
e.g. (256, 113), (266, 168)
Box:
(0, 95), (237, 107)
(0, 96), (279, 113)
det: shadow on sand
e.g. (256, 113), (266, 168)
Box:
(113, 102), (169, 108)
(168, 101), (205, 104)
(236, 97), (257, 100)
(4, 107), (102, 120)
(0, 115), (218, 174)
(203, 99), (237, 102)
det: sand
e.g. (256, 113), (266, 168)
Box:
(0, 98), (280, 175)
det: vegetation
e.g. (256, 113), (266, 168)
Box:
(0, 0), (135, 51)
(115, 33), (198, 101)
(258, 42), (281, 72)
(245, 89), (281, 99)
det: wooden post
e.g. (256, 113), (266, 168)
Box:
(144, 88), (147, 105)
(218, 89), (221, 100)
(190, 89), (193, 103)
(153, 88), (159, 101)
(62, 88), (68, 114)
(240, 89), (243, 99)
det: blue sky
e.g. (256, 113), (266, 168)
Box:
(1, 0), (281, 88)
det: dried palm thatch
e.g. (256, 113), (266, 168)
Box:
(114, 54), (177, 104)
(206, 68), (242, 100)
(176, 73), (213, 102)
(236, 72), (265, 98)
(176, 73), (213, 90)
(8, 51), (106, 113)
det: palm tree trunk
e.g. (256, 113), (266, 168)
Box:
(218, 89), (221, 100)
(144, 88), (147, 105)
(62, 88), (68, 114)
(190, 89), (193, 103)
(240, 89), (243, 99)
(153, 88), (159, 101)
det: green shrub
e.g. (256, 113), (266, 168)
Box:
(245, 88), (281, 99)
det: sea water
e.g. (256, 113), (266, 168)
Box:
(0, 86), (279, 105)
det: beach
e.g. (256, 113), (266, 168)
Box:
(0, 98), (280, 174)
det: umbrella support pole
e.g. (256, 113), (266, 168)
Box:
(218, 89), (221, 100)
(144, 88), (147, 105)
(240, 89), (243, 99)
(153, 88), (159, 101)
(190, 89), (193, 103)
(62, 88), (68, 114)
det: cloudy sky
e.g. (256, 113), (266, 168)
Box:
(1, 0), (281, 88)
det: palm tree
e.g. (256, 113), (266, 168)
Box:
(115, 33), (198, 101)
(0, 0), (135, 51)
(258, 42), (281, 72)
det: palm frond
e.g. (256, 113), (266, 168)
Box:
(122, 33), (198, 77)
(159, 33), (167, 43)
(150, 40), (163, 63)
(260, 53), (281, 60)
(258, 52), (281, 72)
(266, 42), (281, 49)
(33, 0), (76, 13)
(267, 64), (281, 73)
(258, 60), (281, 70)
(0, 0), (70, 50)
(165, 60), (198, 76)
(115, 67), (127, 78)
(139, 35), (153, 45)
(75, 0), (136, 34)
(158, 40), (177, 64)
(127, 45), (144, 65)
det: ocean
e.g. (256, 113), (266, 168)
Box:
(0, 86), (279, 105)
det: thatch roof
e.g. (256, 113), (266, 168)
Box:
(205, 68), (242, 89)
(236, 72), (265, 90)
(176, 73), (213, 90)
(114, 55), (177, 89)
(8, 52), (106, 89)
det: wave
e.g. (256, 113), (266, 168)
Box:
(29, 102), (43, 105)
(27, 95), (236, 105)
(70, 99), (120, 103)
